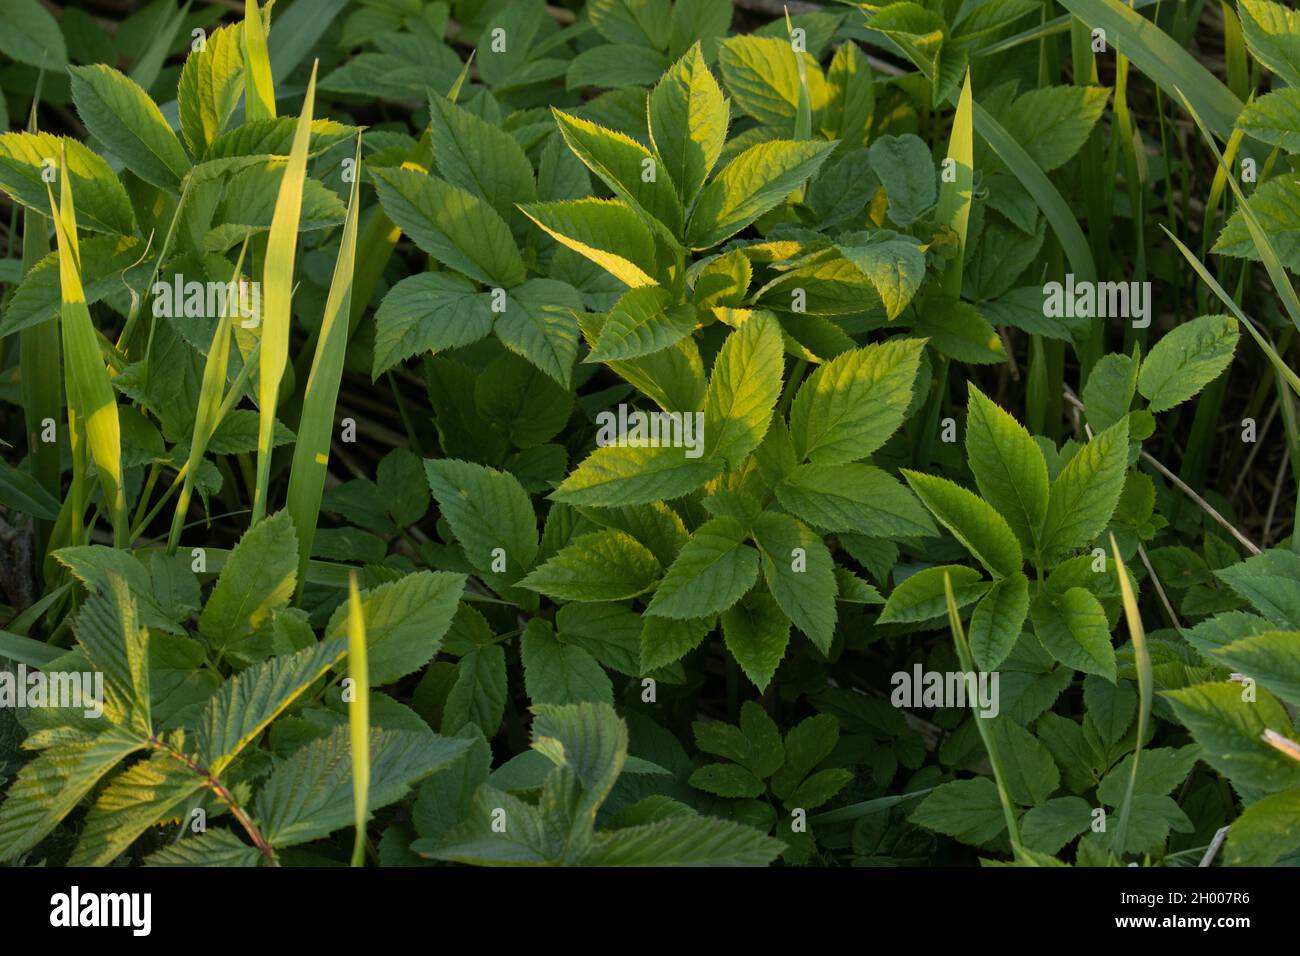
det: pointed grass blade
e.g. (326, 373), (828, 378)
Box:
(287, 135), (363, 596)
(252, 62), (317, 524)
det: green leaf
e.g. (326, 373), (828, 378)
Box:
(1164, 682), (1300, 799)
(74, 576), (151, 735)
(553, 108), (683, 240)
(1239, 0), (1300, 89)
(494, 278), (585, 388)
(640, 615), (711, 672)
(867, 134), (936, 227)
(0, 0), (67, 68)
(68, 64), (190, 191)
(1137, 315), (1238, 413)
(177, 23), (245, 157)
(721, 588), (790, 690)
(429, 95), (536, 222)
(198, 511), (298, 654)
(69, 752), (205, 866)
(1021, 797), (1092, 855)
(442, 646), (508, 737)
(879, 565), (988, 624)
(689, 763), (765, 797)
(259, 726), (471, 849)
(372, 167), (525, 288)
(144, 828), (262, 867)
(775, 463), (936, 538)
(990, 718), (1060, 805)
(837, 231), (928, 320)
(1210, 630), (1300, 709)
(589, 0), (671, 49)
(567, 43), (667, 90)
(902, 470), (1023, 578)
(371, 273), (494, 377)
(703, 312), (785, 469)
(1039, 417), (1130, 564)
(587, 286), (697, 363)
(686, 139), (836, 249)
(1236, 89), (1300, 153)
(521, 621), (614, 706)
(911, 777), (1008, 845)
(552, 443), (721, 508)
(195, 638), (347, 774)
(649, 44), (729, 205)
(752, 511), (838, 654)
(583, 814), (784, 865)
(789, 338), (926, 465)
(1214, 549), (1300, 628)
(717, 35), (826, 128)
(520, 529), (661, 602)
(965, 383), (1049, 556)
(1030, 587), (1116, 681)
(425, 458), (538, 590)
(324, 572), (466, 685)
(1081, 351), (1139, 433)
(0, 731), (144, 862)
(647, 517), (759, 619)
(771, 713), (839, 799)
(692, 703), (780, 775)
(1096, 745), (1200, 805)
(968, 572), (1030, 671)
(1001, 86), (1110, 172)
(0, 132), (136, 236)
(520, 198), (659, 287)
(1224, 790), (1300, 866)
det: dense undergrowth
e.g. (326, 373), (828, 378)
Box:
(0, 0), (1298, 868)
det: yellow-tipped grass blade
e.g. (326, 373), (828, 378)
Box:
(47, 146), (128, 547)
(347, 572), (370, 868)
(1109, 533), (1152, 859)
(287, 135), (363, 597)
(252, 61), (317, 524)
(243, 0), (276, 122)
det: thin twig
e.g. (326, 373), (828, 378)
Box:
(1136, 540), (1181, 629)
(1262, 447), (1290, 545)
(1198, 825), (1230, 867)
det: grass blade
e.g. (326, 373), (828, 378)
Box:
(128, 1), (191, 96)
(0, 629), (61, 668)
(166, 239), (252, 553)
(19, 204), (58, 515)
(1108, 533), (1151, 860)
(936, 68), (973, 296)
(46, 146), (128, 547)
(243, 0), (276, 122)
(972, 99), (1096, 281)
(346, 572), (370, 868)
(287, 135), (363, 597)
(1161, 226), (1300, 399)
(252, 62), (318, 525)
(1056, 0), (1242, 139)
